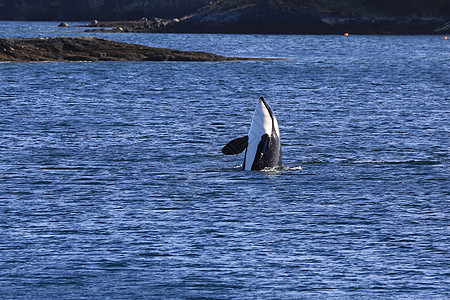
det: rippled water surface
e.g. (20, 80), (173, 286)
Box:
(1, 22), (449, 299)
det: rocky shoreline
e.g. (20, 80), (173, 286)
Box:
(74, 0), (450, 35)
(0, 37), (278, 63)
(1, 0), (449, 35)
(78, 17), (450, 35)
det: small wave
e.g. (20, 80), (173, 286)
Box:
(258, 165), (303, 172)
(283, 165), (303, 171)
(300, 159), (441, 165)
(223, 164), (302, 172)
(348, 160), (441, 165)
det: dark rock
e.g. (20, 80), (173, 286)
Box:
(163, 0), (450, 34)
(58, 22), (69, 27)
(5, 0), (448, 34)
(0, 0), (211, 21)
(0, 37), (281, 62)
(76, 0), (450, 34)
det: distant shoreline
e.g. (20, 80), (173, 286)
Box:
(73, 18), (450, 35)
(1, 0), (449, 35)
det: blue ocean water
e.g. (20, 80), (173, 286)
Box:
(0, 22), (449, 299)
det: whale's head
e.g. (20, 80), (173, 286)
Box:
(243, 97), (281, 170)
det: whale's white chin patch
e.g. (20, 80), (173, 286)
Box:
(249, 99), (273, 139)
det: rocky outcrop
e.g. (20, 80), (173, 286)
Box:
(2, 0), (449, 34)
(82, 0), (450, 34)
(163, 0), (450, 34)
(0, 0), (210, 21)
(0, 37), (277, 62)
(79, 19), (176, 33)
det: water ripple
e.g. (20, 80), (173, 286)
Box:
(0, 26), (449, 299)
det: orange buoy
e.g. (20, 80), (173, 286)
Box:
(344, 33), (349, 36)
(444, 36), (448, 40)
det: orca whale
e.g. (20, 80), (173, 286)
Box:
(222, 97), (282, 170)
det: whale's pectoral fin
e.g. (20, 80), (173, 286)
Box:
(222, 135), (249, 155)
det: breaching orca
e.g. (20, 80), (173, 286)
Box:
(222, 97), (282, 170)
